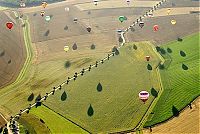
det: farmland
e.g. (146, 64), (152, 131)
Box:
(0, 0), (199, 133)
(145, 33), (200, 127)
(44, 42), (162, 133)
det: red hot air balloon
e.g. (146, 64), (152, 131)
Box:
(139, 91), (149, 103)
(153, 25), (159, 31)
(146, 56), (150, 61)
(6, 22), (14, 30)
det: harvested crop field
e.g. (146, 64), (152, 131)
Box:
(143, 97), (200, 134)
(0, 10), (26, 88)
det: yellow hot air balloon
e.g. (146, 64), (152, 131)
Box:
(171, 20), (176, 25)
(167, 8), (171, 15)
(42, 2), (47, 8)
(64, 46), (69, 52)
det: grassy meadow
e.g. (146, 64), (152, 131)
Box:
(44, 42), (162, 133)
(145, 33), (200, 127)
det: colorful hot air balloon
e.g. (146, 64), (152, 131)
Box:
(139, 91), (149, 103)
(93, 0), (98, 6)
(119, 16), (126, 23)
(64, 46), (69, 52)
(139, 21), (144, 28)
(40, 11), (45, 17)
(126, 0), (130, 5)
(146, 56), (150, 61)
(153, 25), (159, 31)
(6, 22), (13, 30)
(42, 1), (47, 8)
(73, 18), (78, 23)
(171, 19), (176, 25)
(167, 8), (171, 15)
(45, 15), (51, 22)
(86, 27), (92, 32)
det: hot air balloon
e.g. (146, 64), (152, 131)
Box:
(40, 11), (45, 17)
(126, 0), (130, 5)
(139, 91), (149, 103)
(65, 7), (70, 12)
(119, 16), (126, 23)
(64, 46), (69, 52)
(73, 18), (78, 23)
(146, 56), (150, 61)
(153, 25), (159, 31)
(45, 15), (51, 22)
(6, 22), (13, 30)
(171, 19), (176, 25)
(93, 0), (98, 6)
(42, 1), (47, 8)
(86, 27), (92, 32)
(139, 21), (144, 28)
(167, 8), (171, 15)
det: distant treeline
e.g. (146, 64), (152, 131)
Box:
(0, 0), (64, 7)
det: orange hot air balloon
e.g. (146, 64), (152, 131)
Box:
(6, 22), (14, 30)
(139, 91), (149, 103)
(146, 56), (150, 61)
(153, 25), (159, 31)
(42, 2), (47, 8)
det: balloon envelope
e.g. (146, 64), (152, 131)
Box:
(139, 91), (149, 103)
(6, 22), (13, 29)
(42, 2), (47, 8)
(119, 16), (126, 23)
(171, 20), (176, 25)
(87, 27), (91, 32)
(40, 11), (45, 17)
(45, 16), (51, 21)
(146, 56), (150, 61)
(139, 22), (144, 28)
(153, 25), (159, 31)
(64, 46), (69, 52)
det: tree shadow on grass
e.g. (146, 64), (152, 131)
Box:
(172, 105), (179, 117)
(27, 93), (34, 102)
(180, 50), (186, 57)
(35, 94), (41, 102)
(97, 83), (102, 92)
(44, 30), (50, 36)
(147, 64), (152, 71)
(61, 91), (67, 101)
(151, 88), (158, 98)
(167, 48), (172, 53)
(87, 104), (94, 117)
(182, 63), (189, 70)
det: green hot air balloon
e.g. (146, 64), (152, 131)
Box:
(45, 15), (51, 22)
(119, 16), (126, 23)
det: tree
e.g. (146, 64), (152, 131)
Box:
(159, 63), (165, 70)
(182, 63), (188, 70)
(64, 61), (71, 68)
(35, 94), (41, 102)
(172, 105), (179, 117)
(72, 43), (78, 50)
(180, 50), (186, 57)
(151, 88), (158, 98)
(112, 46), (117, 52)
(160, 48), (166, 55)
(147, 64), (152, 70)
(115, 49), (120, 55)
(166, 48), (172, 53)
(90, 44), (96, 50)
(177, 37), (183, 42)
(155, 46), (161, 52)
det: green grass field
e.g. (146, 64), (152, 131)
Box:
(44, 42), (162, 133)
(145, 33), (200, 127)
